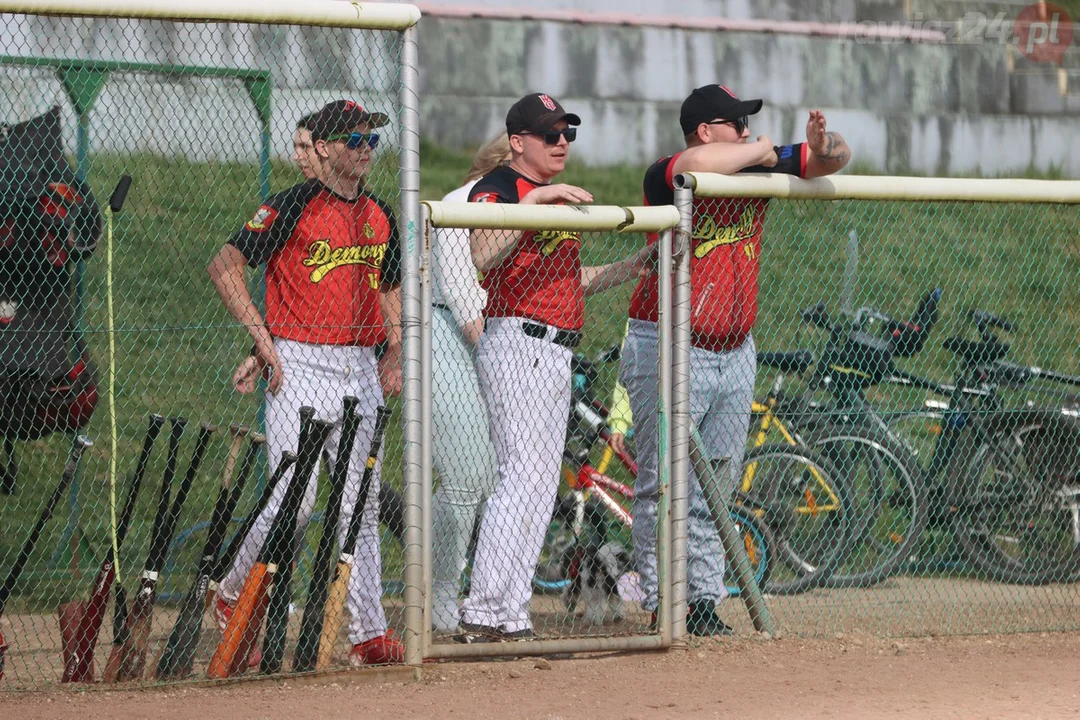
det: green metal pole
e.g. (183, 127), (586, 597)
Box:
(688, 428), (776, 636)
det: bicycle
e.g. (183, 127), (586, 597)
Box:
(881, 309), (1080, 584)
(770, 293), (1080, 587)
(537, 346), (854, 605)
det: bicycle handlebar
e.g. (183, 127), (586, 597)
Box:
(969, 309), (1015, 334)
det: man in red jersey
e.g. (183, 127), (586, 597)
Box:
(458, 93), (653, 642)
(207, 99), (404, 665)
(621, 85), (851, 636)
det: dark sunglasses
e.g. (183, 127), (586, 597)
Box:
(325, 131), (380, 150)
(707, 117), (748, 134)
(524, 128), (577, 145)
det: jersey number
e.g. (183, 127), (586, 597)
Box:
(743, 244), (757, 261)
(367, 272), (379, 290)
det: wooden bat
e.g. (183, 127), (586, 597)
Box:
(0, 436), (92, 681)
(155, 426), (261, 679)
(208, 408), (329, 679)
(60, 414), (165, 683)
(290, 397), (363, 673)
(315, 405), (391, 671)
(107, 417), (210, 682)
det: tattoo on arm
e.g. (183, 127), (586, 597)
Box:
(819, 132), (850, 165)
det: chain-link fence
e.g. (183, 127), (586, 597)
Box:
(674, 172), (1080, 639)
(0, 1), (420, 689)
(418, 201), (682, 659)
(1, 0), (1079, 697)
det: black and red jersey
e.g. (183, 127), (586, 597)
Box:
(469, 166), (583, 330)
(229, 180), (400, 347)
(628, 143), (808, 352)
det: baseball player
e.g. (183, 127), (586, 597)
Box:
(292, 112), (320, 181)
(621, 84), (851, 635)
(459, 93), (655, 642)
(208, 99), (404, 665)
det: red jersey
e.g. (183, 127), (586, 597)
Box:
(468, 166), (583, 331)
(229, 180), (401, 346)
(628, 143), (807, 351)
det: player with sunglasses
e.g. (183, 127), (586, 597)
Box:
(619, 84), (851, 637)
(208, 99), (405, 666)
(458, 93), (654, 644)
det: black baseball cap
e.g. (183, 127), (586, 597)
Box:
(505, 93), (581, 136)
(310, 99), (389, 142)
(679, 85), (763, 136)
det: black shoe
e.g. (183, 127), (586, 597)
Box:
(500, 628), (535, 641)
(453, 622), (504, 644)
(686, 601), (735, 637)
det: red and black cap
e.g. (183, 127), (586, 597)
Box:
(310, 99), (389, 142)
(506, 93), (581, 136)
(679, 85), (763, 136)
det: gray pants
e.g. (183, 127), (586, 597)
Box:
(431, 307), (499, 631)
(619, 319), (756, 611)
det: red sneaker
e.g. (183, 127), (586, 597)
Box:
(214, 595), (263, 669)
(349, 631), (405, 666)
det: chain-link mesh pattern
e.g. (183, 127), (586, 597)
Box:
(422, 200), (678, 657)
(0, 12), (414, 688)
(685, 186), (1080, 638)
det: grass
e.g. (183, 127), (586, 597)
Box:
(0, 139), (1076, 617)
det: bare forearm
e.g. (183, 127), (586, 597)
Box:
(208, 245), (270, 345)
(581, 260), (636, 296)
(471, 228), (522, 274)
(380, 285), (403, 348)
(807, 131), (851, 177)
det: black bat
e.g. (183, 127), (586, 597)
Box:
(292, 396), (362, 672)
(259, 414), (336, 675)
(107, 418), (209, 682)
(0, 436), (92, 680)
(155, 429), (264, 679)
(209, 409), (327, 678)
(60, 414), (164, 683)
(209, 449), (298, 601)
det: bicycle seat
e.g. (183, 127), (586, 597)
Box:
(757, 350), (814, 375)
(943, 336), (1009, 367)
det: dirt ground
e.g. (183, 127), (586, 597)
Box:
(2, 631), (1078, 719)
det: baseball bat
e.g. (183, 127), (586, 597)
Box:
(106, 417), (202, 682)
(155, 428), (261, 679)
(259, 414), (335, 675)
(60, 414), (165, 683)
(315, 405), (390, 671)
(292, 396), (362, 673)
(0, 436), (92, 681)
(208, 449), (297, 605)
(207, 409), (323, 678)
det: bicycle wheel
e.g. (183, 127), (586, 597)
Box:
(802, 419), (928, 588)
(740, 444), (854, 595)
(724, 501), (773, 596)
(955, 410), (1080, 584)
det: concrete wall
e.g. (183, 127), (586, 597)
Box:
(1, 8), (1077, 177)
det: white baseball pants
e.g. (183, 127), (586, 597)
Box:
(461, 317), (573, 634)
(431, 307), (499, 631)
(218, 339), (389, 645)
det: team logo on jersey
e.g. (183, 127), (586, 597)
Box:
(538, 94), (558, 111)
(473, 192), (499, 204)
(245, 205), (279, 232)
(303, 239), (386, 283)
(693, 204), (758, 258)
(363, 222), (376, 239)
(535, 229), (579, 256)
